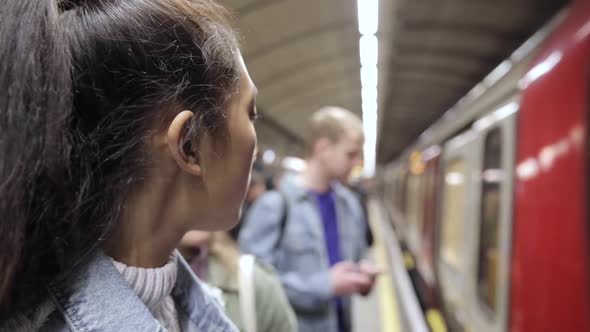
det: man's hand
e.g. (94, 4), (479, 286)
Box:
(330, 261), (372, 296)
(356, 260), (382, 296)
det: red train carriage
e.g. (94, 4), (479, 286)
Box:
(381, 1), (590, 331)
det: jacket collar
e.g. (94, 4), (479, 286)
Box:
(173, 253), (237, 331)
(46, 248), (236, 332)
(281, 173), (349, 203)
(47, 248), (162, 331)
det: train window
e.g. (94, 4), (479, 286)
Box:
(421, 157), (440, 277)
(407, 174), (424, 229)
(396, 170), (406, 212)
(402, 171), (410, 216)
(476, 128), (502, 314)
(440, 158), (467, 271)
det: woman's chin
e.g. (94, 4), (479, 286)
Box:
(221, 216), (240, 231)
(195, 212), (240, 231)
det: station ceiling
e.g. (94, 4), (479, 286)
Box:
(218, 0), (567, 164)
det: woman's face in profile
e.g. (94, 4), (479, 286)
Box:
(196, 54), (258, 230)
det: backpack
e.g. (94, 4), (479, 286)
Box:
(273, 191), (290, 250)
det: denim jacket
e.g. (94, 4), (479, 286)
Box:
(1, 248), (238, 332)
(238, 176), (368, 332)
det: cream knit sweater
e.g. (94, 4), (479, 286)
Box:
(110, 254), (181, 332)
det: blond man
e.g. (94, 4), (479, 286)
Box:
(239, 107), (378, 332)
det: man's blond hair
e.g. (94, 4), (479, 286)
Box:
(306, 106), (364, 155)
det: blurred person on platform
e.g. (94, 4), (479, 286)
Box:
(179, 231), (297, 332)
(239, 106), (380, 332)
(230, 171), (267, 239)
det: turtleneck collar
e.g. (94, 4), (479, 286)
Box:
(109, 253), (178, 312)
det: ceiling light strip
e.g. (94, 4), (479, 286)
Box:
(358, 0), (379, 176)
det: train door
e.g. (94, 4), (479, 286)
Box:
(467, 101), (518, 332)
(382, 167), (395, 220)
(419, 146), (442, 290)
(406, 171), (424, 256)
(437, 129), (479, 332)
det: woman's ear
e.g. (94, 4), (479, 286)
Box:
(168, 110), (202, 176)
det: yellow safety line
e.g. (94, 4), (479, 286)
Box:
(368, 200), (401, 332)
(426, 309), (448, 332)
(403, 251), (416, 270)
